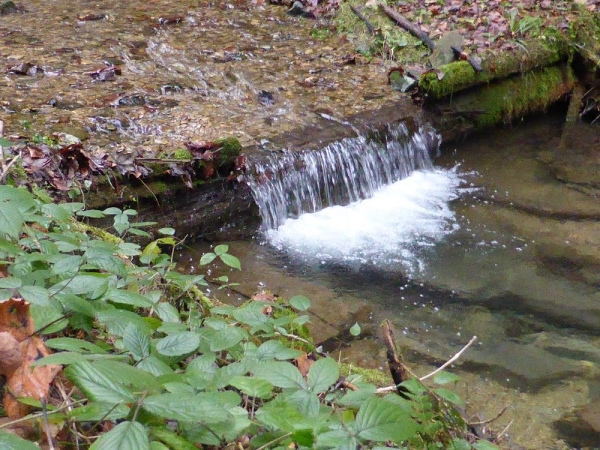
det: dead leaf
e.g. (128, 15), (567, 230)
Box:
(251, 291), (277, 302)
(0, 299), (62, 419)
(294, 353), (315, 378)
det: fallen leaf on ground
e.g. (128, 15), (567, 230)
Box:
(0, 299), (61, 419)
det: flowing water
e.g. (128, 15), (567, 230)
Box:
(182, 114), (600, 449)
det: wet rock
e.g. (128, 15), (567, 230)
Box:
(468, 340), (582, 384)
(50, 126), (89, 142)
(555, 399), (600, 448)
(257, 90), (275, 106)
(429, 31), (464, 68)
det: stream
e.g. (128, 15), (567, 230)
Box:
(181, 113), (600, 449)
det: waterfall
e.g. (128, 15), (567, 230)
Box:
(245, 122), (442, 230)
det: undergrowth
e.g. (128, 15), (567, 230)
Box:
(0, 185), (500, 449)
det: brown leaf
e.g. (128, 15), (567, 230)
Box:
(0, 299), (61, 419)
(251, 291), (277, 302)
(294, 353), (315, 379)
(0, 331), (23, 375)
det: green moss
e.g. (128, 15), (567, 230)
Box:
(172, 149), (192, 160)
(334, 1), (426, 63)
(420, 36), (570, 99)
(147, 181), (169, 195)
(215, 136), (242, 160)
(339, 363), (392, 386)
(440, 65), (576, 130)
(311, 27), (332, 40)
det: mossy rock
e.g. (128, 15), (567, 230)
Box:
(419, 36), (570, 99)
(215, 136), (242, 160)
(173, 148), (192, 160)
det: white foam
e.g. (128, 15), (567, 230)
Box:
(266, 168), (465, 275)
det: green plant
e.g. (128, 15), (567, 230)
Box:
(0, 185), (499, 449)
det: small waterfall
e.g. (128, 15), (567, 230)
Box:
(245, 122), (442, 230)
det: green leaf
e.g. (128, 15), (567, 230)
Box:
(103, 207), (122, 215)
(151, 442), (170, 450)
(356, 397), (419, 442)
(18, 285), (51, 306)
(45, 337), (107, 354)
(473, 440), (502, 450)
(51, 255), (83, 276)
(253, 361), (307, 389)
(32, 351), (85, 367)
(288, 389), (320, 416)
(350, 322), (361, 336)
(96, 310), (154, 336)
(448, 438), (471, 450)
(289, 295), (311, 311)
(433, 371), (460, 385)
(68, 402), (130, 421)
(209, 327), (246, 352)
(214, 244), (228, 255)
(93, 360), (163, 395)
(308, 358), (339, 394)
(156, 332), (199, 356)
(229, 376), (274, 399)
(77, 209), (106, 218)
(256, 340), (303, 361)
(151, 427), (198, 450)
(199, 252), (216, 265)
(128, 227), (151, 238)
(0, 203), (23, 240)
(65, 361), (135, 403)
(30, 304), (68, 334)
(0, 276), (21, 288)
(103, 288), (154, 308)
(155, 302), (180, 323)
(158, 227), (175, 236)
(123, 323), (151, 360)
(0, 137), (14, 147)
(42, 203), (73, 221)
(137, 355), (173, 377)
(90, 421), (150, 450)
(143, 393), (230, 423)
(219, 253), (241, 270)
(0, 430), (41, 450)
(317, 428), (356, 449)
(434, 388), (466, 408)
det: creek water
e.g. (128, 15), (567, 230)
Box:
(181, 114), (600, 449)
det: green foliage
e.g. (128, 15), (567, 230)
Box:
(0, 185), (498, 449)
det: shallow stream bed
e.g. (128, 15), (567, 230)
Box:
(181, 114), (600, 449)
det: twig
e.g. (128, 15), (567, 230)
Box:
(379, 3), (435, 51)
(0, 399), (86, 429)
(377, 335), (477, 393)
(381, 320), (411, 398)
(41, 397), (56, 450)
(1, 150), (22, 181)
(495, 419), (514, 441)
(419, 335), (477, 381)
(469, 405), (509, 426)
(255, 432), (293, 450)
(349, 5), (376, 35)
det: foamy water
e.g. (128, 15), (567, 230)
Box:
(266, 168), (466, 275)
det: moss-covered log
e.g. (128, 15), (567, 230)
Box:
(419, 36), (571, 99)
(427, 65), (576, 140)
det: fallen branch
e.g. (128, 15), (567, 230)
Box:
(419, 335), (477, 381)
(381, 320), (412, 398)
(379, 3), (434, 51)
(377, 335), (477, 393)
(349, 5), (376, 35)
